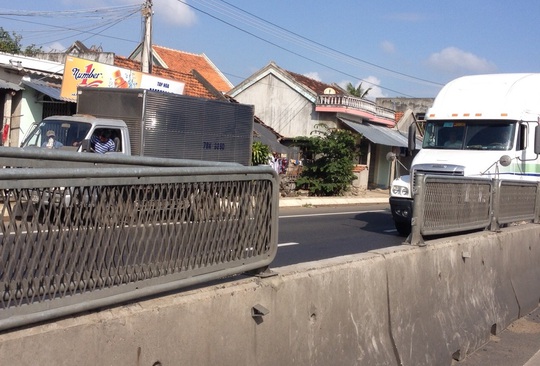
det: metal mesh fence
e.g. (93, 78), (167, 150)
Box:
(498, 181), (538, 224)
(421, 176), (492, 235)
(0, 162), (278, 331)
(410, 174), (540, 245)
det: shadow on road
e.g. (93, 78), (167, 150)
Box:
(352, 210), (403, 236)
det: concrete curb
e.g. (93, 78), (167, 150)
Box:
(279, 195), (389, 207)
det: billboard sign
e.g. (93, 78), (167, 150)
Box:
(60, 56), (185, 101)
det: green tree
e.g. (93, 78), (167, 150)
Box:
(295, 124), (358, 196)
(346, 82), (372, 98)
(0, 27), (42, 56)
(251, 141), (271, 165)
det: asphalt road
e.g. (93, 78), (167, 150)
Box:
(274, 203), (404, 267)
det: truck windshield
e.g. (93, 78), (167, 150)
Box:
(422, 120), (515, 151)
(22, 120), (91, 149)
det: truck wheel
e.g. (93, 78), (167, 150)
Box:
(395, 222), (411, 237)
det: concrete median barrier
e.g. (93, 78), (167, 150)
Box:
(0, 225), (539, 365)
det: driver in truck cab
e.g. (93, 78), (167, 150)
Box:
(90, 130), (116, 154)
(72, 130), (116, 153)
(42, 130), (64, 149)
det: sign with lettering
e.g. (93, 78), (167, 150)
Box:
(60, 56), (185, 101)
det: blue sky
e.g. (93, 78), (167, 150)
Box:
(2, 0), (540, 99)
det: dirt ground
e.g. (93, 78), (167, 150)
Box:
(457, 306), (540, 365)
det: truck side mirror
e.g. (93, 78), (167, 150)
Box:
(535, 125), (540, 155)
(408, 123), (417, 154)
(386, 152), (396, 162)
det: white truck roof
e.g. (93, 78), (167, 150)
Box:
(427, 73), (540, 121)
(43, 114), (128, 128)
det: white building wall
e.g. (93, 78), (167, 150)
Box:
(18, 89), (43, 145)
(233, 74), (327, 138)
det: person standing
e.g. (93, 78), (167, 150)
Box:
(269, 152), (282, 173)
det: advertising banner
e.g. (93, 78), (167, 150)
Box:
(60, 56), (185, 101)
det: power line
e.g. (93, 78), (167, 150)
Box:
(0, 12), (140, 48)
(0, 5), (142, 18)
(215, 0), (442, 87)
(0, 4), (142, 49)
(178, 0), (416, 96)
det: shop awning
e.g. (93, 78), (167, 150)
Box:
(22, 79), (70, 101)
(0, 79), (23, 91)
(340, 118), (413, 148)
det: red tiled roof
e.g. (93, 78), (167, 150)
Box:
(152, 45), (232, 93)
(114, 56), (217, 99)
(284, 70), (342, 95)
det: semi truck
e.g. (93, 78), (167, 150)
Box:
(389, 73), (540, 236)
(21, 88), (254, 165)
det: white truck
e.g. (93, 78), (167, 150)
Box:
(21, 87), (254, 165)
(18, 88), (255, 220)
(389, 73), (540, 236)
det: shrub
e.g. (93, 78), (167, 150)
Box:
(251, 141), (271, 166)
(295, 124), (358, 196)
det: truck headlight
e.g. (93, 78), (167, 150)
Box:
(391, 185), (409, 196)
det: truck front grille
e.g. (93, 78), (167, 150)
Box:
(412, 165), (464, 189)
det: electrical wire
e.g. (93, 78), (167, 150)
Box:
(0, 5), (141, 18)
(178, 0), (416, 96)
(0, 4), (142, 48)
(216, 0), (442, 87)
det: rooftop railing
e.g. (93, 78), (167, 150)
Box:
(316, 94), (396, 121)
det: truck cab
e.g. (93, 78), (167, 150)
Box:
(389, 73), (540, 236)
(21, 114), (130, 155)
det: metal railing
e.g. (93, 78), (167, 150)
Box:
(409, 174), (540, 246)
(316, 94), (396, 121)
(0, 148), (279, 331)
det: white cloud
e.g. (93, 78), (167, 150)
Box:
(44, 42), (66, 53)
(337, 77), (386, 100)
(303, 72), (321, 81)
(155, 0), (197, 27)
(362, 76), (385, 99)
(380, 41), (395, 54)
(427, 47), (497, 74)
(62, 0), (197, 27)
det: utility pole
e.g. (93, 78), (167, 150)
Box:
(141, 0), (153, 74)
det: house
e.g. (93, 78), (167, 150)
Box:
(0, 43), (286, 163)
(113, 56), (223, 100)
(0, 52), (68, 146)
(228, 61), (413, 189)
(128, 44), (233, 94)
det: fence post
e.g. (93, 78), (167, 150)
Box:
(408, 173), (425, 246)
(535, 182), (540, 224)
(490, 179), (501, 231)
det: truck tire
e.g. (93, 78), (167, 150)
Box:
(395, 222), (411, 237)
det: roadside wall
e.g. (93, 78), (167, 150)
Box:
(1, 225), (539, 366)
